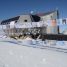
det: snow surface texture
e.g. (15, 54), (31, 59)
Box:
(0, 37), (67, 67)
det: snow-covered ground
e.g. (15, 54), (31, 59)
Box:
(0, 37), (67, 67)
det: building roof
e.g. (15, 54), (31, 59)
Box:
(0, 10), (59, 25)
(1, 16), (20, 25)
(36, 10), (59, 16)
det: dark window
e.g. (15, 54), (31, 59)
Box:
(62, 19), (66, 24)
(24, 20), (27, 22)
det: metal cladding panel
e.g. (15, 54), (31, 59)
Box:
(17, 15), (32, 23)
(46, 26), (58, 34)
(40, 10), (58, 24)
(51, 19), (57, 26)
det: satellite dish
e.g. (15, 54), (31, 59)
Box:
(30, 11), (34, 14)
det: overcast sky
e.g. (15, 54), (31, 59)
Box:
(0, 0), (67, 20)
